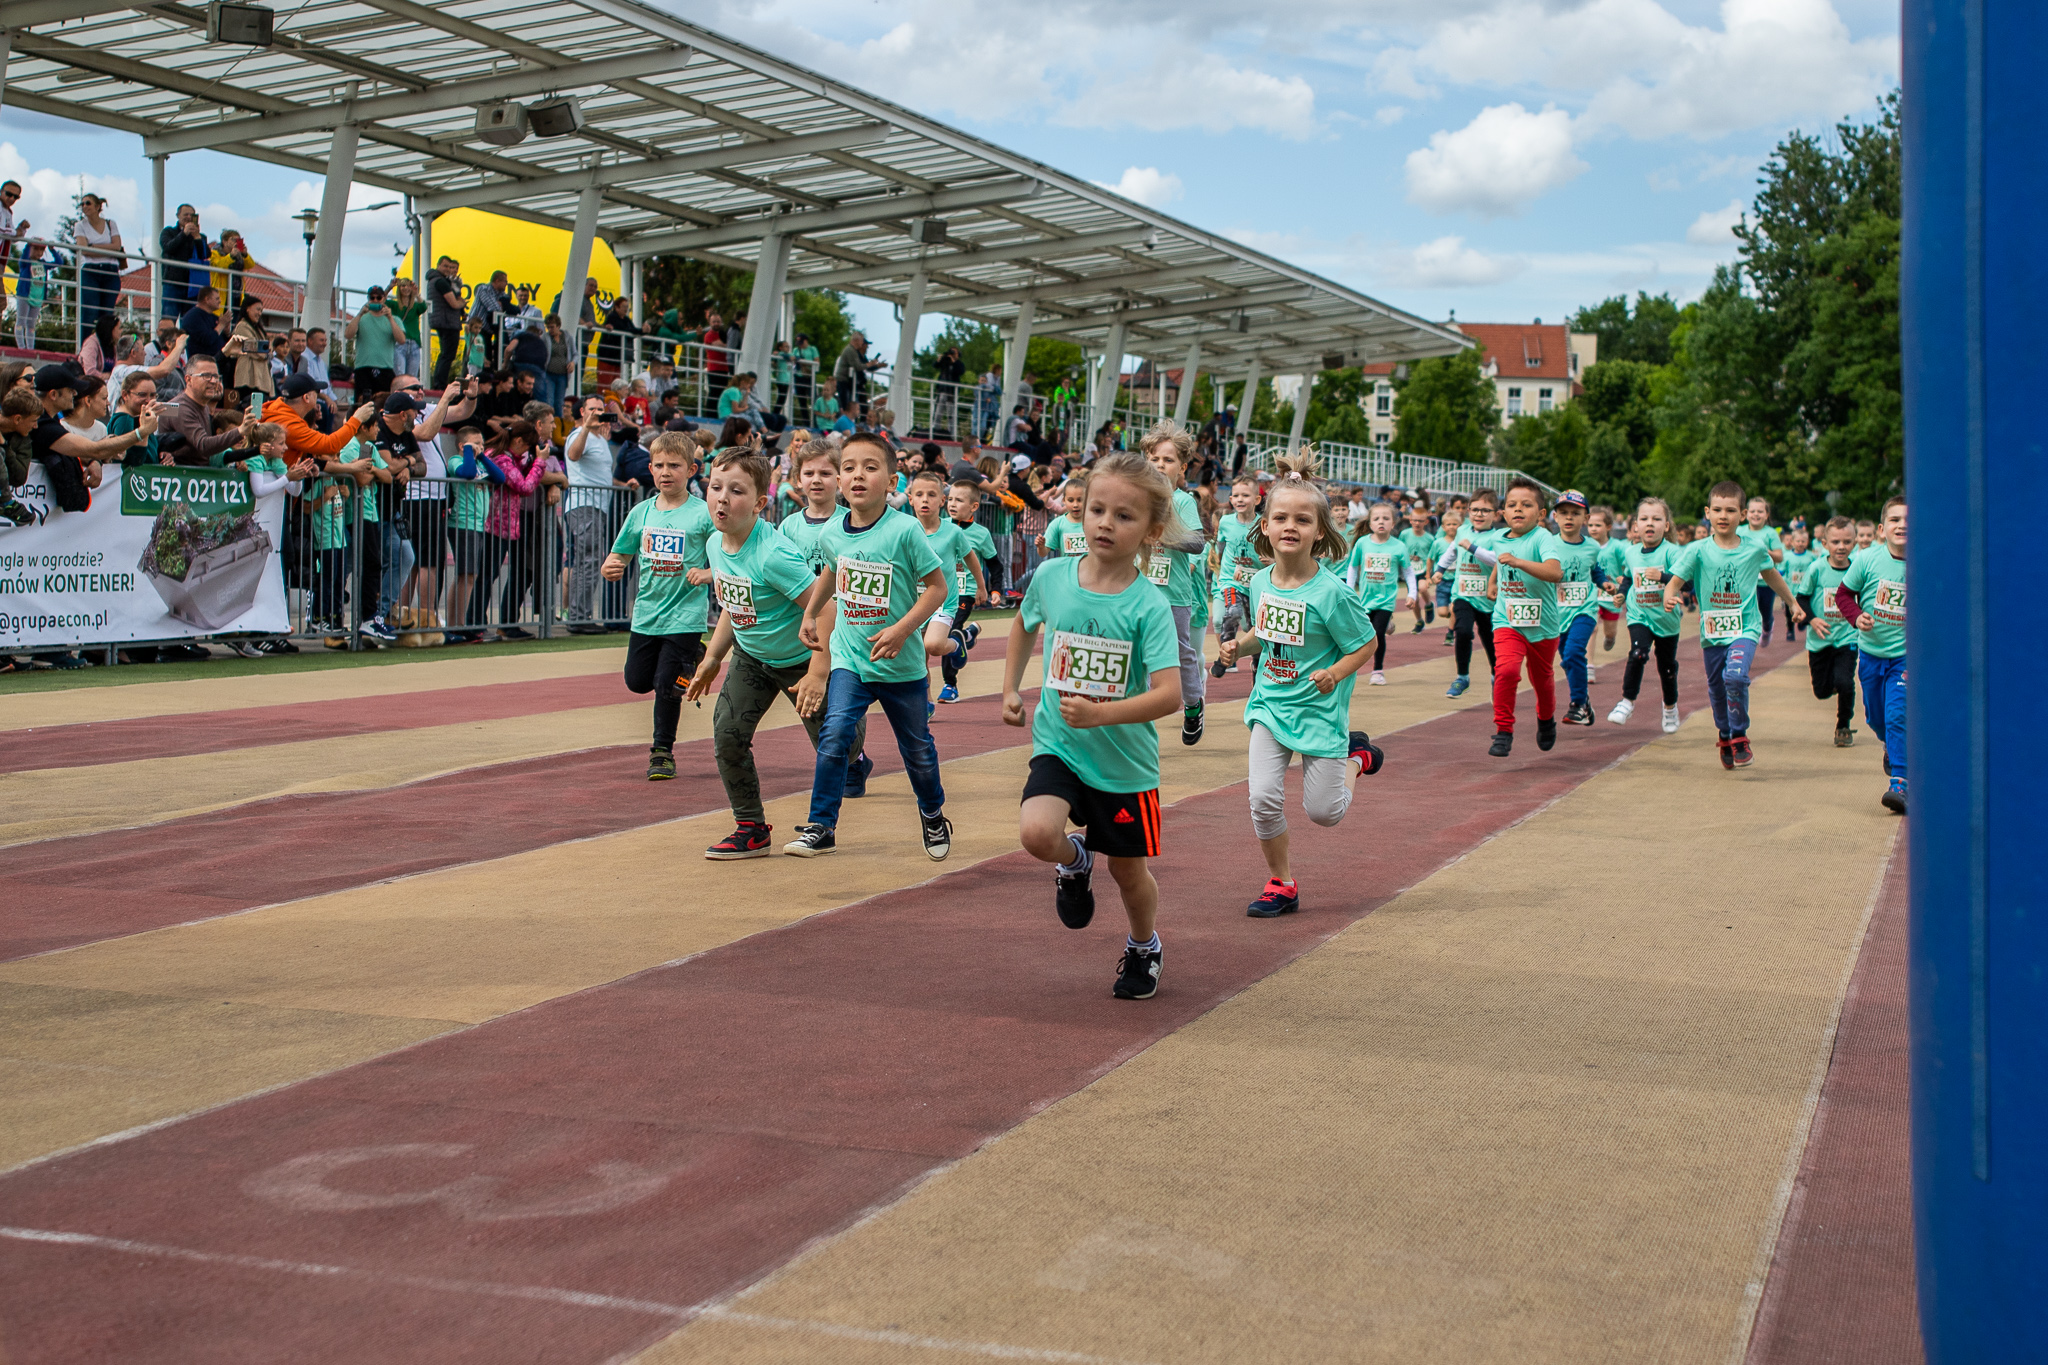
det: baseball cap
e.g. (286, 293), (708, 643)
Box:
(1556, 489), (1589, 510)
(34, 363), (79, 394)
(383, 393), (425, 413)
(1010, 454), (1031, 472)
(278, 374), (322, 399)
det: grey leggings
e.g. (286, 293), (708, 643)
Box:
(565, 504), (608, 622)
(1170, 603), (1207, 707)
(1248, 723), (1353, 841)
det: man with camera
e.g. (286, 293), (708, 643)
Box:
(347, 285), (407, 398)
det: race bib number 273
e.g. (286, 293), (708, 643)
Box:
(837, 556), (893, 608)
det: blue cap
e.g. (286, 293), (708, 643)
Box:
(1556, 489), (1589, 510)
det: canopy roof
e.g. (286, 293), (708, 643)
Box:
(5, 0), (1470, 372)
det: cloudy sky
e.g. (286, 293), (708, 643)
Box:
(3, 0), (1898, 357)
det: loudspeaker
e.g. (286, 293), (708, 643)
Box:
(207, 1), (273, 45)
(1322, 353), (1345, 371)
(475, 103), (529, 146)
(907, 218), (948, 246)
(528, 98), (585, 139)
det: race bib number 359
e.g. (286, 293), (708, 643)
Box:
(1255, 595), (1308, 647)
(837, 556), (893, 608)
(1047, 630), (1132, 699)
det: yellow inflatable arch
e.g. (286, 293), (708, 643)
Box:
(395, 207), (621, 313)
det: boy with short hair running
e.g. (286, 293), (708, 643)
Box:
(1474, 477), (1565, 756)
(687, 448), (833, 858)
(934, 476), (997, 701)
(1550, 490), (1607, 725)
(1779, 527), (1814, 647)
(1222, 459), (1385, 919)
(1437, 488), (1501, 697)
(1607, 496), (1684, 733)
(1003, 450), (1184, 1000)
(1137, 421), (1213, 745)
(1738, 497), (1787, 645)
(1209, 476), (1263, 678)
(1662, 481), (1806, 769)
(1837, 498), (1907, 812)
(1343, 500), (1413, 686)
(1797, 515), (1861, 749)
(777, 435), (872, 793)
(1400, 502), (1438, 633)
(788, 432), (955, 859)
(905, 469), (986, 705)
(1431, 497), (1466, 646)
(1589, 504), (1624, 653)
(603, 432), (713, 780)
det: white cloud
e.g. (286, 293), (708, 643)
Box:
(1391, 235), (1527, 288)
(1404, 103), (1587, 216)
(1064, 51), (1318, 138)
(1373, 106), (1408, 126)
(1094, 166), (1184, 209)
(1686, 198), (1745, 244)
(0, 143), (139, 247)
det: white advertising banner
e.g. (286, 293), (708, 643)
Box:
(0, 462), (289, 650)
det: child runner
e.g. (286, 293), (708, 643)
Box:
(1474, 477), (1565, 756)
(1737, 496), (1787, 645)
(777, 434), (872, 794)
(1002, 450), (1184, 1000)
(1550, 490), (1606, 726)
(1209, 475), (1264, 677)
(1431, 496), (1466, 646)
(1399, 503), (1438, 633)
(1343, 500), (1413, 686)
(1221, 459), (1385, 918)
(1837, 497), (1907, 812)
(603, 432), (712, 780)
(687, 448), (833, 858)
(1607, 496), (1684, 733)
(905, 469), (984, 706)
(1137, 420), (1213, 745)
(1853, 519), (1875, 552)
(1436, 488), (1501, 697)
(1797, 515), (1861, 749)
(1779, 527), (1814, 647)
(1589, 504), (1624, 653)
(934, 476), (997, 701)
(1037, 474), (1091, 561)
(1662, 481), (1806, 769)
(789, 432), (954, 858)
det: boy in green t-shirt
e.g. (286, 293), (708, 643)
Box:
(1209, 475), (1263, 678)
(1398, 502), (1438, 633)
(1837, 497), (1907, 813)
(1797, 515), (1861, 749)
(774, 436), (872, 790)
(1662, 481), (1806, 769)
(901, 470), (983, 705)
(602, 432), (713, 780)
(1737, 497), (1787, 645)
(1588, 504), (1624, 653)
(1436, 488), (1501, 697)
(790, 432), (954, 859)
(1138, 422), (1214, 746)
(1550, 490), (1609, 726)
(937, 476), (997, 699)
(1477, 477), (1565, 757)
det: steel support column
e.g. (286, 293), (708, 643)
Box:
(884, 267), (926, 429)
(302, 122), (358, 330)
(558, 183), (603, 383)
(1172, 339), (1202, 425)
(1090, 315), (1126, 432)
(1286, 371), (1313, 455)
(149, 153), (166, 321)
(738, 229), (791, 381)
(998, 298), (1036, 433)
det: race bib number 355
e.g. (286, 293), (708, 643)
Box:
(1047, 630), (1132, 699)
(1255, 595), (1308, 647)
(837, 556), (893, 608)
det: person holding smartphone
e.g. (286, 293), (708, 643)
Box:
(347, 285), (406, 399)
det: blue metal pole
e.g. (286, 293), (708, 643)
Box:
(1903, 3), (2048, 1359)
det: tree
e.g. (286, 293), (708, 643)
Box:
(1568, 292), (1682, 366)
(1022, 336), (1083, 392)
(916, 317), (1000, 381)
(1394, 348), (1498, 463)
(641, 257), (752, 331)
(1490, 404), (1587, 489)
(1578, 422), (1643, 511)
(792, 290), (854, 367)
(1577, 359), (1659, 460)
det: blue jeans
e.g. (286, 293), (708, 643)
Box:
(808, 669), (945, 829)
(1434, 579), (1453, 609)
(393, 341), (423, 380)
(378, 518), (414, 620)
(1701, 636), (1758, 737)
(1756, 585), (1777, 640)
(1858, 651), (1907, 781)
(1559, 614), (1597, 706)
(539, 372), (567, 415)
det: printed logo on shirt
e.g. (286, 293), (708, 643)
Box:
(715, 571), (757, 628)
(1047, 630), (1133, 699)
(1873, 579), (1906, 619)
(837, 555), (893, 610)
(642, 527), (691, 577)
(1254, 595), (1308, 647)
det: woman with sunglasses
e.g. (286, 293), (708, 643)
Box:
(73, 193), (127, 327)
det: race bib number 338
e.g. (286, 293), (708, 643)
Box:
(1047, 631), (1132, 699)
(837, 556), (893, 608)
(1255, 595), (1308, 647)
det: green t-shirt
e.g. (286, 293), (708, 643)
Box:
(1552, 533), (1603, 627)
(1397, 527), (1435, 575)
(448, 444), (492, 533)
(1243, 564), (1374, 759)
(1493, 526), (1564, 642)
(1619, 540), (1684, 637)
(1596, 538), (1628, 611)
(1840, 545), (1906, 659)
(1671, 537), (1773, 645)
(952, 518), (996, 598)
(1448, 523), (1502, 607)
(357, 441), (387, 526)
(920, 517), (973, 605)
(710, 515), (819, 669)
(1214, 514), (1262, 598)
(1022, 555), (1178, 793)
(818, 505), (945, 684)
(1042, 514), (1089, 559)
(1163, 487), (1203, 608)
(612, 495), (714, 635)
(352, 306), (398, 369)
(1345, 534), (1411, 613)
(1780, 548), (1815, 598)
(1738, 522), (1785, 565)
(1803, 555), (1857, 654)
(778, 508), (840, 578)
(307, 475), (349, 551)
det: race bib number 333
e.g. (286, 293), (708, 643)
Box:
(1047, 630), (1132, 699)
(1255, 595), (1308, 647)
(837, 556), (893, 608)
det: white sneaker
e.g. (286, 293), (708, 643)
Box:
(1607, 698), (1634, 725)
(1369, 670), (1386, 686)
(1587, 664), (1599, 684)
(1661, 705), (1681, 733)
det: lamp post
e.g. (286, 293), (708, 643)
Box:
(294, 208), (318, 325)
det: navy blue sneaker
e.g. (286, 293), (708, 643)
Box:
(844, 751), (874, 798)
(1447, 675), (1470, 698)
(1348, 730), (1384, 776)
(1882, 778), (1907, 815)
(1246, 879), (1299, 918)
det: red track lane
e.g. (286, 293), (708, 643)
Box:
(1746, 850), (1922, 1364)
(0, 639), (1796, 1365)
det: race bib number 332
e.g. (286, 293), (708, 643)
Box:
(1047, 630), (1132, 699)
(1255, 595), (1308, 647)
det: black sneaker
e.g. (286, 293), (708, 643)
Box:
(1537, 718), (1557, 751)
(844, 751), (874, 798)
(1731, 736), (1753, 768)
(647, 747), (676, 781)
(1881, 778), (1907, 814)
(1410, 620), (1425, 634)
(1210, 658), (1227, 679)
(1488, 731), (1513, 757)
(920, 810), (953, 861)
(1112, 943), (1162, 1000)
(1348, 730), (1384, 776)
(1056, 844), (1096, 929)
(1718, 738), (1737, 770)
(1882, 753), (1892, 777)
(1247, 878), (1299, 918)
(784, 823), (836, 857)
(1834, 725), (1855, 748)
(705, 821), (773, 860)
(1443, 628), (1456, 646)
(1563, 702), (1595, 727)
(1181, 703), (1204, 746)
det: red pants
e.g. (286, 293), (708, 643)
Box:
(1492, 627), (1557, 732)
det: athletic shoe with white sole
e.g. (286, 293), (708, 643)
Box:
(784, 824), (837, 856)
(1369, 670), (1386, 686)
(1607, 698), (1635, 725)
(1661, 705), (1681, 733)
(1181, 704), (1204, 746)
(705, 822), (774, 860)
(1112, 944), (1162, 1000)
(920, 810), (953, 861)
(1055, 835), (1095, 929)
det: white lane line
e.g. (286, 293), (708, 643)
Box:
(689, 1307), (1157, 1364)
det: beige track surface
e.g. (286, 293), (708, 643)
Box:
(639, 660), (1900, 1365)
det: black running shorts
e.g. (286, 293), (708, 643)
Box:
(1022, 753), (1161, 859)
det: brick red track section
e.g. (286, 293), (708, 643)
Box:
(0, 640), (1797, 1364)
(1746, 850), (1923, 1364)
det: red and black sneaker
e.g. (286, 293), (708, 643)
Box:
(705, 821), (774, 860)
(1247, 878), (1300, 918)
(1348, 730), (1385, 776)
(1717, 738), (1737, 770)
(1730, 736), (1754, 768)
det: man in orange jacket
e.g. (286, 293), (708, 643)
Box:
(262, 373), (375, 470)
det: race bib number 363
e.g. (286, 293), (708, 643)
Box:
(1047, 630), (1132, 699)
(837, 556), (893, 608)
(1503, 598), (1542, 629)
(1255, 595), (1308, 647)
